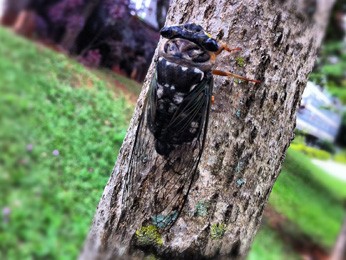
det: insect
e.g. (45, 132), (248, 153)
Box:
(125, 23), (259, 229)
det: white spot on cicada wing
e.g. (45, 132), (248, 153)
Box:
(170, 85), (175, 91)
(193, 68), (202, 74)
(173, 92), (185, 104)
(157, 84), (164, 98)
(182, 66), (188, 71)
(189, 121), (199, 134)
(158, 100), (165, 111)
(190, 128), (197, 134)
(191, 121), (199, 128)
(164, 84), (170, 88)
(168, 103), (178, 113)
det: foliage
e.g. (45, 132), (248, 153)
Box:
(135, 225), (163, 246)
(291, 131), (305, 144)
(290, 143), (331, 160)
(315, 139), (336, 154)
(310, 41), (346, 91)
(334, 151), (346, 164)
(49, 0), (85, 27)
(248, 226), (300, 260)
(0, 28), (133, 259)
(336, 112), (346, 146)
(78, 49), (102, 68)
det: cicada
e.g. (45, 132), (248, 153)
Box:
(124, 23), (259, 229)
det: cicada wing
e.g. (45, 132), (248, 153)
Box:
(121, 73), (213, 230)
(151, 76), (213, 229)
(121, 76), (157, 208)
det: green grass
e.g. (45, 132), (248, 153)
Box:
(334, 151), (346, 164)
(268, 149), (346, 249)
(0, 28), (133, 259)
(248, 226), (300, 260)
(249, 148), (346, 259)
(94, 68), (142, 97)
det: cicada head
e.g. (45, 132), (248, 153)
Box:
(159, 23), (219, 71)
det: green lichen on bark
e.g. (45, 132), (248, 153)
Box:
(235, 56), (245, 67)
(135, 225), (163, 246)
(151, 211), (178, 229)
(210, 223), (227, 240)
(195, 201), (209, 217)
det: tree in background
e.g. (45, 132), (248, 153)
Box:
(1, 0), (163, 81)
(80, 0), (335, 259)
(0, 0), (29, 26)
(74, 0), (159, 80)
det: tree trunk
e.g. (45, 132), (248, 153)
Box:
(331, 216), (346, 260)
(0, 0), (28, 26)
(80, 0), (334, 259)
(60, 0), (101, 52)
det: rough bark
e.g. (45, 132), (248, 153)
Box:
(80, 0), (334, 259)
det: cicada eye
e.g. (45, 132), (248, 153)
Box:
(164, 41), (179, 55)
(204, 38), (219, 52)
(160, 26), (174, 38)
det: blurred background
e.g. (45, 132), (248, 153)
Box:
(0, 0), (346, 259)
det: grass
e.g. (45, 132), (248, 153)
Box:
(248, 226), (299, 260)
(249, 148), (346, 259)
(0, 27), (133, 259)
(267, 149), (346, 249)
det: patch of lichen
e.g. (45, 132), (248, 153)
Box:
(135, 225), (163, 246)
(235, 56), (245, 67)
(195, 201), (209, 217)
(210, 223), (227, 240)
(144, 254), (158, 260)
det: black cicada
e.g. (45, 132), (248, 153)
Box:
(124, 23), (259, 229)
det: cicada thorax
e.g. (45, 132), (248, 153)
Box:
(147, 36), (215, 156)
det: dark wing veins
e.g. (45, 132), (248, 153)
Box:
(121, 72), (213, 230)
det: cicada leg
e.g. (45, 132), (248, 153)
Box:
(212, 69), (260, 83)
(211, 95), (215, 104)
(210, 43), (242, 62)
(215, 43), (242, 55)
